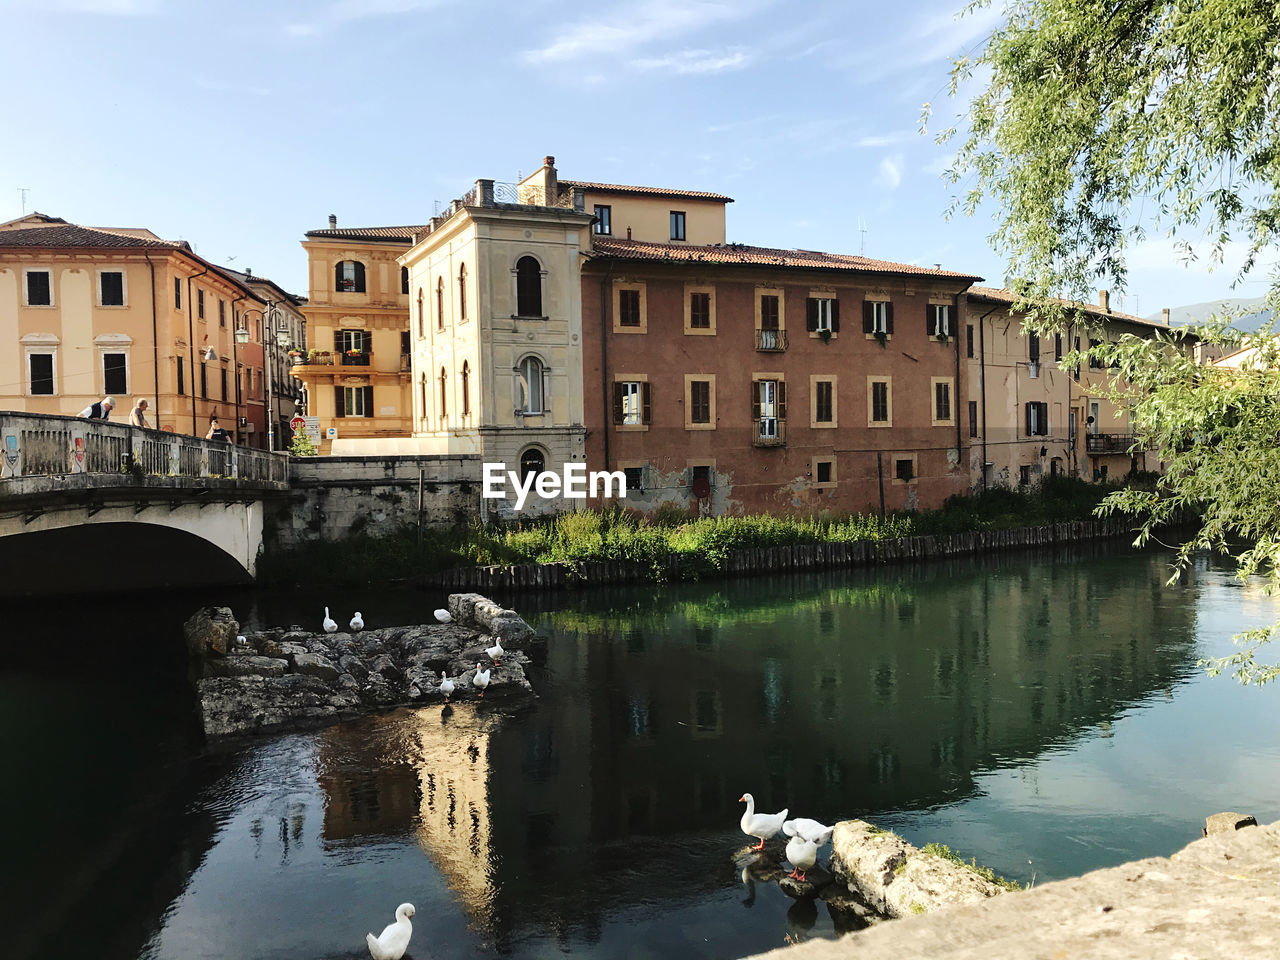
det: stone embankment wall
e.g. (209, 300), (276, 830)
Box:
(268, 454), (482, 547)
(422, 518), (1134, 590)
(745, 819), (1280, 960)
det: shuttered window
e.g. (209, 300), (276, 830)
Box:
(806, 297), (838, 332)
(26, 270), (51, 306)
(689, 380), (711, 424)
(619, 288), (641, 326)
(613, 381), (651, 425)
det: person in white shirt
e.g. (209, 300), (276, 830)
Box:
(78, 396), (114, 420)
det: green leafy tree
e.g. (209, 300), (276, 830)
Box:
(933, 0), (1280, 684)
(290, 431), (318, 457)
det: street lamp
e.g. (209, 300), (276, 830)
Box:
(238, 303), (293, 451)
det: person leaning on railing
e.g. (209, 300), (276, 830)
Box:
(128, 399), (150, 429)
(205, 416), (232, 444)
(78, 396), (113, 420)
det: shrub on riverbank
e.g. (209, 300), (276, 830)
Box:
(259, 476), (1132, 586)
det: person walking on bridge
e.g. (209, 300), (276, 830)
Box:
(128, 398), (150, 429)
(78, 396), (113, 420)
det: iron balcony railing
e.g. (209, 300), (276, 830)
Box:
(752, 418), (786, 447)
(756, 328), (788, 352)
(1085, 433), (1139, 454)
(340, 351), (371, 367)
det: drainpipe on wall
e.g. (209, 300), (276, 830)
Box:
(186, 262), (211, 436)
(145, 255), (160, 426)
(977, 303), (1000, 491)
(230, 292), (250, 445)
(953, 294), (962, 456)
(598, 258), (615, 472)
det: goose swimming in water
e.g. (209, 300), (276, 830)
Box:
(473, 662), (491, 698)
(365, 902), (414, 960)
(322, 607), (338, 633)
(350, 612), (364, 632)
(739, 793), (788, 851)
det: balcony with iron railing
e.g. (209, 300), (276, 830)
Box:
(753, 417), (786, 447)
(755, 328), (788, 352)
(340, 351), (371, 367)
(1086, 433), (1139, 454)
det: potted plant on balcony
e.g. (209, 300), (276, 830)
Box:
(875, 330), (888, 348)
(307, 348), (332, 365)
(288, 349), (305, 365)
(818, 328), (832, 343)
(345, 348), (363, 357)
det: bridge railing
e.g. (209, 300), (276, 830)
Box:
(0, 412), (289, 484)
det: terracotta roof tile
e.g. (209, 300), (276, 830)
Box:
(586, 237), (981, 280)
(561, 180), (733, 203)
(304, 225), (426, 242)
(968, 285), (1167, 329)
(0, 223), (177, 249)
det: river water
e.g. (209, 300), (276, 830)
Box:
(6, 544), (1279, 960)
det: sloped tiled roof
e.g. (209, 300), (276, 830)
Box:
(304, 224), (427, 242)
(561, 180), (734, 203)
(0, 223), (178, 249)
(967, 285), (1169, 329)
(586, 237), (981, 280)
(222, 267), (305, 305)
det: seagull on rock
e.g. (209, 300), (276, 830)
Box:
(739, 793), (788, 851)
(366, 902), (414, 960)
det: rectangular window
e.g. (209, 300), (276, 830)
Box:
(670, 210), (686, 241)
(174, 276), (182, 309)
(103, 353), (127, 395)
(895, 458), (914, 482)
(623, 465), (644, 491)
(934, 380), (952, 423)
(1054, 333), (1063, 362)
(807, 297), (837, 333)
(690, 380), (710, 424)
(966, 324), (975, 358)
(613, 381), (650, 426)
(1029, 333), (1040, 363)
(177, 358), (185, 396)
(760, 295), (779, 330)
(200, 362), (208, 399)
(1074, 336), (1082, 380)
(29, 353), (54, 395)
(218, 300), (226, 328)
(198, 289), (205, 319)
(220, 366), (228, 402)
(343, 386), (372, 417)
(689, 291), (711, 329)
(863, 300), (891, 335)
(753, 379), (785, 443)
(26, 270), (51, 306)
(871, 380), (889, 423)
(815, 460), (833, 484)
(929, 303), (951, 338)
(1025, 401), (1049, 436)
(100, 271), (124, 306)
(815, 380), (833, 423)
(968, 399), (978, 438)
(619, 288), (641, 327)
(1089, 338), (1104, 369)
(594, 205), (612, 235)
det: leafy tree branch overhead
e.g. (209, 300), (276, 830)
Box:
(932, 0), (1280, 684)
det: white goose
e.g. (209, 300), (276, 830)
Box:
(739, 793), (788, 851)
(785, 834), (820, 883)
(783, 817), (834, 847)
(350, 612), (364, 632)
(366, 902), (414, 960)
(438, 671), (456, 701)
(434, 608), (452, 623)
(322, 607), (338, 633)
(473, 662), (491, 698)
(485, 637), (505, 662)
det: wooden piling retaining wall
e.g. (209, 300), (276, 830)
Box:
(421, 517), (1135, 592)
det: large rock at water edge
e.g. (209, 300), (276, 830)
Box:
(184, 606), (240, 659)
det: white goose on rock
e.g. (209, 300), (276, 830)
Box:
(485, 637), (505, 662)
(783, 817), (834, 847)
(739, 793), (788, 851)
(322, 607), (338, 633)
(785, 834), (820, 883)
(473, 662), (491, 698)
(438, 671), (455, 701)
(350, 612), (364, 632)
(365, 902), (414, 960)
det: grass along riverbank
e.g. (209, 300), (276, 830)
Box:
(259, 475), (1145, 587)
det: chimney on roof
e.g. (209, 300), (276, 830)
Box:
(246, 267), (252, 277)
(627, 226), (632, 240)
(1162, 307), (1170, 325)
(328, 214), (337, 229)
(544, 155), (555, 167)
(1099, 289), (1110, 312)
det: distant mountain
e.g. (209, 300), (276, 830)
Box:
(1149, 297), (1273, 331)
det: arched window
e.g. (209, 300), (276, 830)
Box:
(436, 277), (445, 331)
(516, 256), (542, 317)
(439, 366), (448, 420)
(517, 355), (545, 414)
(335, 260), (365, 293)
(461, 361), (470, 417)
(458, 263), (468, 321)
(417, 288), (424, 337)
(419, 373), (428, 422)
(400, 266), (409, 295)
(520, 447), (545, 483)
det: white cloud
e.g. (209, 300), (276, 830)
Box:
(857, 132), (909, 148)
(876, 153), (904, 191)
(523, 0), (753, 64)
(285, 0), (445, 37)
(632, 48), (750, 74)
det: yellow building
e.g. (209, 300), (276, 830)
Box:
(399, 158), (595, 514)
(964, 287), (1172, 486)
(0, 213), (265, 438)
(295, 217), (420, 452)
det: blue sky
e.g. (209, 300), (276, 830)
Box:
(2, 0), (1271, 318)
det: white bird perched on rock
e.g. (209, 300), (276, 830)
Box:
(366, 902), (414, 960)
(739, 793), (788, 851)
(473, 662), (491, 698)
(350, 612), (364, 632)
(785, 834), (820, 883)
(235, 635), (248, 647)
(783, 817), (834, 847)
(438, 671), (455, 701)
(434, 608), (451, 623)
(322, 607), (338, 633)
(485, 637), (504, 662)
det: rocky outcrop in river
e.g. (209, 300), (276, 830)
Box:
(187, 593), (536, 739)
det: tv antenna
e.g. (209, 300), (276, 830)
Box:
(857, 216), (868, 256)
(18, 188), (30, 214)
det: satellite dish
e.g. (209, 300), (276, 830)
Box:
(692, 475), (711, 499)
